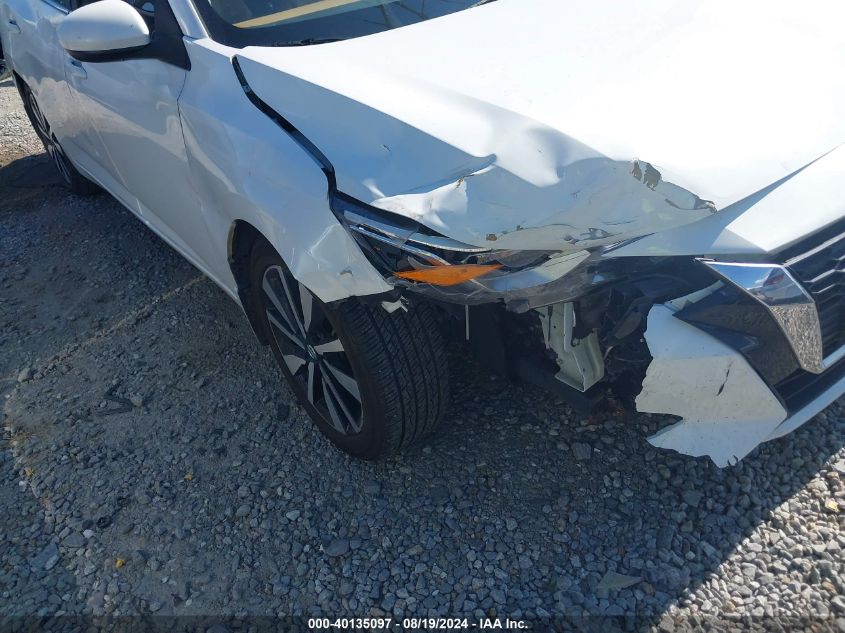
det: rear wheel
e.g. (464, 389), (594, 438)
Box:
(19, 81), (98, 195)
(249, 241), (449, 459)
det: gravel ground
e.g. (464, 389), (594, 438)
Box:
(2, 77), (845, 631)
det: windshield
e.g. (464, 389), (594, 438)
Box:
(191, 0), (494, 47)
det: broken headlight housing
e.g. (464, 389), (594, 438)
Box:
(331, 192), (556, 288)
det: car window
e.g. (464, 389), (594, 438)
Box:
(191, 0), (495, 48)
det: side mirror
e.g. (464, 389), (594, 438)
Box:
(58, 0), (150, 62)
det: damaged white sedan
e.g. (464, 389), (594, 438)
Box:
(3, 0), (844, 463)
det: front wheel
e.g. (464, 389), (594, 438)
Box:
(249, 241), (450, 459)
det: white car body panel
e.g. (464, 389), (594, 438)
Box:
(167, 0), (204, 39)
(56, 0), (150, 53)
(233, 0), (845, 253)
(611, 145), (845, 257)
(1, 0), (75, 139)
(3, 0), (843, 465)
(638, 304), (789, 467)
(177, 39), (393, 302)
(64, 40), (207, 265)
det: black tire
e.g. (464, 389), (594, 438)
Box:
(249, 239), (449, 459)
(18, 80), (99, 196)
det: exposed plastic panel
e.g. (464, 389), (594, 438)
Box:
(639, 302), (845, 465)
(637, 305), (788, 467)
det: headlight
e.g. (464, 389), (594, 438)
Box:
(331, 192), (557, 287)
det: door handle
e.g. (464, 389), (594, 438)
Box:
(7, 18), (21, 34)
(67, 58), (87, 80)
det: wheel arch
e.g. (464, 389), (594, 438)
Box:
(228, 219), (271, 346)
(11, 69), (26, 96)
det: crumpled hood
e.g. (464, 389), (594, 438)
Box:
(235, 0), (845, 251)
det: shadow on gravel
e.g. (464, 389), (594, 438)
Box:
(0, 153), (64, 218)
(0, 152), (199, 379)
(1, 154), (843, 628)
(0, 153), (63, 191)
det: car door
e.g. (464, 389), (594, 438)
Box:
(1, 0), (77, 148)
(65, 0), (214, 268)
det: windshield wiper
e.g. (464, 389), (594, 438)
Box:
(469, 0), (497, 6)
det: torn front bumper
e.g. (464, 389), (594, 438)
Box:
(638, 225), (845, 466)
(637, 304), (845, 466)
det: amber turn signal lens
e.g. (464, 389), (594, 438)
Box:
(394, 263), (502, 286)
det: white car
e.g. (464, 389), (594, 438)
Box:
(2, 0), (844, 465)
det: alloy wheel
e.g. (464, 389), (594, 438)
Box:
(27, 90), (73, 185)
(261, 265), (364, 435)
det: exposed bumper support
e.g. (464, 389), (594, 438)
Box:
(537, 302), (604, 392)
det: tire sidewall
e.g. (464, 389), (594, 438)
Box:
(249, 245), (389, 459)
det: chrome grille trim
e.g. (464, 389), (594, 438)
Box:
(784, 227), (845, 362)
(699, 260), (826, 374)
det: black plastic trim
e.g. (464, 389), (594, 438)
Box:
(66, 45), (149, 63)
(231, 56), (336, 193)
(776, 355), (845, 414)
